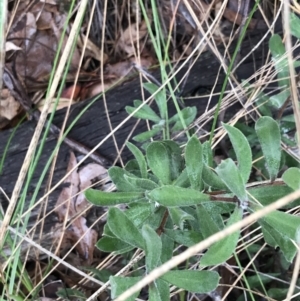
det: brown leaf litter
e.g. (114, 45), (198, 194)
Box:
(1, 0), (267, 126)
(54, 152), (107, 264)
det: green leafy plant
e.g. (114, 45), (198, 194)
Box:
(125, 83), (197, 144)
(85, 109), (300, 299)
(83, 13), (300, 300)
(86, 19), (300, 293)
(3, 2), (300, 301)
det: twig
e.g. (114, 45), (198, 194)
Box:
(156, 209), (169, 235)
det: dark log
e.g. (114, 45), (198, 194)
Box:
(0, 29), (270, 261)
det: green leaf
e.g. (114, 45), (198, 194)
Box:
(247, 273), (279, 289)
(142, 225), (162, 271)
(290, 12), (300, 39)
(146, 141), (183, 184)
(160, 233), (174, 263)
(201, 201), (236, 215)
(281, 114), (296, 123)
(148, 185), (210, 207)
(269, 89), (290, 109)
(164, 229), (202, 247)
(161, 140), (183, 180)
(110, 276), (142, 301)
(96, 237), (134, 254)
(108, 166), (141, 192)
(83, 267), (112, 282)
(149, 283), (161, 301)
(85, 189), (142, 206)
(248, 185), (294, 207)
(126, 100), (160, 122)
(168, 107), (197, 124)
(255, 117), (281, 181)
(56, 288), (86, 301)
(261, 222), (297, 262)
(125, 159), (140, 174)
(170, 107), (197, 131)
(269, 34), (289, 89)
(294, 60), (300, 68)
(126, 202), (153, 227)
(202, 141), (213, 167)
(168, 207), (195, 230)
(269, 34), (285, 59)
(282, 167), (300, 190)
(262, 210), (300, 241)
(202, 164), (228, 190)
(147, 142), (172, 184)
(144, 206), (168, 229)
(268, 288), (290, 300)
(216, 159), (248, 205)
(223, 123), (252, 183)
(254, 90), (272, 116)
(185, 135), (203, 190)
(234, 121), (258, 142)
(124, 175), (159, 191)
(143, 83), (167, 119)
(259, 208), (300, 262)
(149, 280), (170, 301)
(197, 205), (220, 239)
(103, 223), (116, 238)
(172, 168), (190, 188)
(200, 206), (242, 267)
(161, 270), (219, 293)
(107, 208), (145, 249)
(126, 142), (148, 178)
(133, 128), (161, 143)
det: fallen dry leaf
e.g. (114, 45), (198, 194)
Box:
(37, 97), (76, 112)
(42, 276), (64, 299)
(7, 2), (81, 85)
(85, 61), (148, 98)
(86, 55), (156, 98)
(5, 41), (22, 52)
(76, 163), (107, 211)
(117, 21), (148, 56)
(67, 216), (98, 263)
(8, 11), (57, 82)
(0, 89), (21, 120)
(222, 7), (260, 29)
(61, 84), (82, 100)
(105, 61), (133, 78)
(86, 80), (118, 98)
(78, 33), (108, 64)
(54, 152), (107, 263)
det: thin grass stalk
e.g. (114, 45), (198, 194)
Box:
(209, 2), (259, 143)
(0, 0), (7, 93)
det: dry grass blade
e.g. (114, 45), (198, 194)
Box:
(0, 0), (7, 94)
(282, 2), (300, 299)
